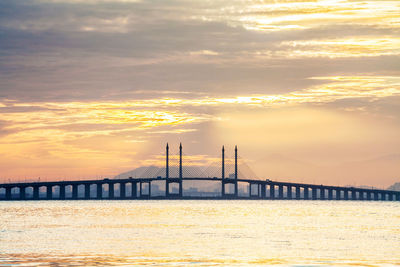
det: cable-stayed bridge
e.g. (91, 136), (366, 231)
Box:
(1, 144), (399, 201)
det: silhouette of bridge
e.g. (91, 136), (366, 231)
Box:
(1, 144), (399, 201)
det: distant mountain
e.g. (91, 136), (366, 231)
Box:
(387, 182), (400, 191)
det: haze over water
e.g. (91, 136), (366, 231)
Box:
(1, 200), (399, 266)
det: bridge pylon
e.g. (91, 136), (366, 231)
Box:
(165, 142), (183, 198)
(221, 145), (238, 199)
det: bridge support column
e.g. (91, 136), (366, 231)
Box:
(179, 180), (182, 198)
(261, 184), (266, 198)
(304, 187), (309, 200)
(109, 183), (114, 199)
(148, 182), (152, 197)
(139, 181), (151, 198)
(33, 186), (39, 200)
(328, 189), (333, 200)
(5, 187), (11, 200)
(278, 185), (283, 199)
(72, 184), (78, 200)
(234, 181), (238, 198)
(351, 190), (357, 200)
(312, 187), (317, 200)
(120, 183), (126, 199)
(344, 190), (349, 201)
(85, 184), (90, 199)
(366, 191), (371, 201)
(374, 192), (379, 201)
(287, 186), (292, 199)
(60, 185), (66, 200)
(359, 191), (364, 201)
(388, 193), (393, 201)
(131, 182), (137, 198)
(320, 188), (325, 200)
(336, 189), (341, 200)
(249, 183), (252, 197)
(295, 186), (300, 200)
(97, 184), (102, 199)
(46, 185), (52, 200)
(270, 184), (275, 199)
(21, 186), (26, 200)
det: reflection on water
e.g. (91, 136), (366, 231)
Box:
(1, 200), (399, 266)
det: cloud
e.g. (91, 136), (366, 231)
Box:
(0, 75), (398, 144)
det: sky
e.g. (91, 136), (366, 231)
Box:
(0, 0), (399, 187)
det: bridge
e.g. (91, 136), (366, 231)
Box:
(1, 144), (399, 201)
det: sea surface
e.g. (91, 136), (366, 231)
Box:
(0, 200), (399, 266)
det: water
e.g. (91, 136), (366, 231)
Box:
(0, 200), (399, 266)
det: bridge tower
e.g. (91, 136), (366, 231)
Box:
(165, 142), (183, 198)
(179, 142), (183, 197)
(165, 143), (169, 196)
(234, 145), (238, 197)
(221, 145), (238, 198)
(221, 146), (225, 195)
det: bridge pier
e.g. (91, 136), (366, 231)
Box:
(278, 185), (283, 199)
(109, 183), (114, 199)
(139, 181), (151, 198)
(359, 191), (364, 201)
(33, 186), (39, 200)
(304, 187), (309, 200)
(287, 185), (292, 199)
(335, 189), (340, 200)
(320, 187), (325, 200)
(261, 184), (266, 198)
(351, 190), (357, 201)
(222, 180), (236, 198)
(270, 184), (275, 199)
(131, 182), (137, 198)
(366, 191), (371, 201)
(46, 185), (52, 200)
(60, 185), (66, 200)
(97, 183), (102, 199)
(328, 189), (333, 200)
(20, 186), (26, 200)
(166, 179), (182, 198)
(344, 190), (349, 201)
(72, 184), (78, 199)
(374, 192), (379, 201)
(5, 187), (11, 200)
(312, 187), (317, 200)
(85, 184), (90, 199)
(295, 186), (300, 199)
(120, 183), (126, 199)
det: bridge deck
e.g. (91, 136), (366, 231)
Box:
(0, 177), (399, 201)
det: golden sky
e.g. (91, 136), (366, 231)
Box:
(0, 0), (399, 187)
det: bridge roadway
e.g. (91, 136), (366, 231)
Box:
(1, 177), (399, 201)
